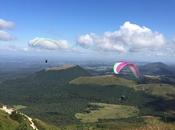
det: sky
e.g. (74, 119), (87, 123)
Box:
(0, 0), (175, 63)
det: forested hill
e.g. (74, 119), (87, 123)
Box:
(140, 62), (173, 76)
(31, 64), (90, 81)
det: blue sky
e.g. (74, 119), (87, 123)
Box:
(0, 0), (175, 62)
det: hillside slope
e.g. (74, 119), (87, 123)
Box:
(0, 110), (19, 130)
(32, 65), (90, 81)
(70, 75), (136, 88)
(140, 62), (173, 76)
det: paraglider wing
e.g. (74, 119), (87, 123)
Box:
(128, 64), (140, 79)
(113, 61), (140, 79)
(113, 61), (127, 74)
(113, 61), (129, 74)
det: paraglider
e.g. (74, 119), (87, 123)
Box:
(113, 61), (140, 79)
(45, 60), (48, 63)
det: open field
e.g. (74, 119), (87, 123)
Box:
(75, 103), (139, 123)
(13, 105), (27, 110)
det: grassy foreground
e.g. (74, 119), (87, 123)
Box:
(0, 109), (34, 130)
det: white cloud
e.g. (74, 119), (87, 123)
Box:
(28, 37), (69, 50)
(77, 21), (166, 53)
(77, 33), (126, 53)
(0, 19), (15, 41)
(0, 19), (15, 30)
(77, 34), (94, 48)
(0, 31), (14, 41)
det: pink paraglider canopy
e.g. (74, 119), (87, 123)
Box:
(113, 61), (140, 79)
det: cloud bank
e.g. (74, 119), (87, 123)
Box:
(29, 21), (166, 54)
(27, 21), (174, 59)
(77, 21), (166, 53)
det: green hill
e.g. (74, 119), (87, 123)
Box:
(70, 75), (136, 88)
(32, 64), (90, 81)
(140, 62), (173, 76)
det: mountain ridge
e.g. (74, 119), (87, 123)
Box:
(140, 62), (173, 76)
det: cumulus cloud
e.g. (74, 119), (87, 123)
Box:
(77, 34), (94, 48)
(77, 33), (126, 53)
(0, 19), (15, 30)
(28, 37), (69, 50)
(0, 31), (14, 41)
(77, 21), (166, 53)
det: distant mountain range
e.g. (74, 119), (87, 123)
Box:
(139, 62), (173, 76)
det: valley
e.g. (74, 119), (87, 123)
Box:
(0, 63), (175, 130)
